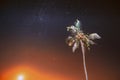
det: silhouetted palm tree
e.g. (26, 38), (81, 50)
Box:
(66, 19), (101, 80)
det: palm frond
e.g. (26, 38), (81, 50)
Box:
(88, 40), (95, 45)
(88, 33), (101, 40)
(74, 19), (81, 30)
(66, 36), (75, 46)
(72, 41), (79, 52)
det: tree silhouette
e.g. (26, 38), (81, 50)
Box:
(66, 19), (101, 80)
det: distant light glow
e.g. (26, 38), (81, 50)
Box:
(18, 75), (24, 80)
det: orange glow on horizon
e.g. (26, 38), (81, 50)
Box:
(1, 65), (74, 80)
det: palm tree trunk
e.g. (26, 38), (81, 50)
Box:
(80, 40), (88, 80)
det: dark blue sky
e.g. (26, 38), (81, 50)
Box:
(0, 0), (120, 52)
(0, 0), (120, 80)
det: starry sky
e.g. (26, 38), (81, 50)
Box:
(0, 0), (120, 80)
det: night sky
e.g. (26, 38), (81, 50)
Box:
(0, 0), (120, 80)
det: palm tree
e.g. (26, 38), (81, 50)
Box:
(66, 19), (101, 80)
